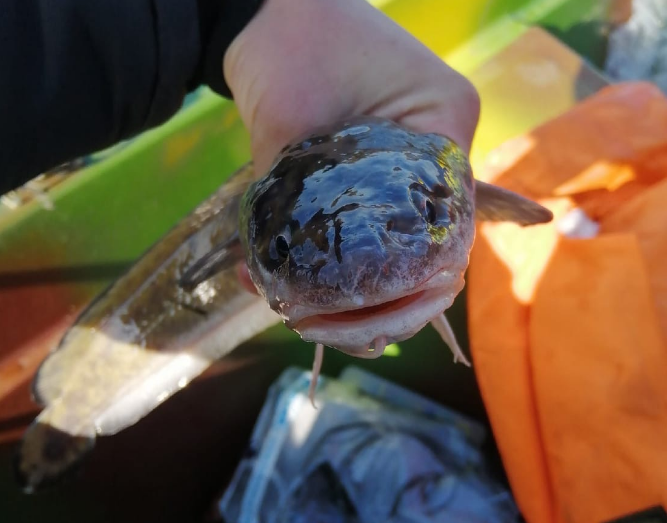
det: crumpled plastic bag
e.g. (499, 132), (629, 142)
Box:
(219, 367), (518, 523)
(468, 82), (667, 523)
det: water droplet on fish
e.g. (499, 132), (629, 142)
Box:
(335, 125), (370, 138)
(352, 295), (365, 307)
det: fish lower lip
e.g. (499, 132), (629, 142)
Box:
(306, 291), (427, 323)
(282, 270), (460, 326)
(282, 291), (425, 330)
(289, 284), (459, 353)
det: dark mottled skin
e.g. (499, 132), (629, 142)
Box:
(240, 117), (475, 317)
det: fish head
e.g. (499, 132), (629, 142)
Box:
(240, 117), (476, 357)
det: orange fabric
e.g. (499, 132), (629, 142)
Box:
(468, 82), (667, 523)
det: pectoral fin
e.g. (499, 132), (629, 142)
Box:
(179, 234), (244, 290)
(475, 180), (553, 226)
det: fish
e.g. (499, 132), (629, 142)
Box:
(184, 117), (551, 400)
(15, 116), (552, 492)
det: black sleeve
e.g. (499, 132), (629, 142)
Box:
(0, 0), (262, 195)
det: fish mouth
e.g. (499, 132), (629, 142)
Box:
(287, 272), (463, 358)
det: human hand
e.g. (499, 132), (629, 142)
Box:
(223, 0), (480, 175)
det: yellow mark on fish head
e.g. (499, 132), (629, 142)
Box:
(427, 223), (450, 244)
(435, 141), (469, 198)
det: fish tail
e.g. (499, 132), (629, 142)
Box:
(14, 417), (95, 493)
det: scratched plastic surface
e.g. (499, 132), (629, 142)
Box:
(0, 0), (611, 522)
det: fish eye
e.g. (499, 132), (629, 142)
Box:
(425, 199), (437, 224)
(275, 235), (290, 261)
(410, 188), (438, 225)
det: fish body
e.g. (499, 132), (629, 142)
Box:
(16, 117), (551, 491)
(16, 165), (281, 490)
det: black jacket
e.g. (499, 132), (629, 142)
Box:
(0, 0), (261, 194)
